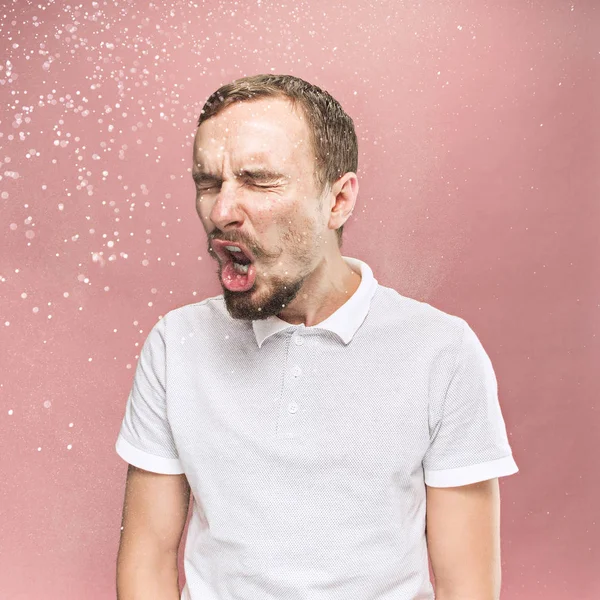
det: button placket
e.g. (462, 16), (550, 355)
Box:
(290, 334), (302, 415)
(276, 331), (309, 439)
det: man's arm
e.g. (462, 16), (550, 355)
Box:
(426, 478), (501, 600)
(116, 464), (191, 600)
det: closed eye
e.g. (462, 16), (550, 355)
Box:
(244, 178), (283, 189)
(238, 169), (287, 188)
(197, 183), (273, 192)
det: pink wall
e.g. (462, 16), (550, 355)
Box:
(1, 1), (598, 598)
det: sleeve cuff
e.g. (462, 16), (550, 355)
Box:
(424, 454), (519, 487)
(116, 435), (185, 475)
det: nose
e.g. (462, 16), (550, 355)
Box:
(208, 181), (244, 231)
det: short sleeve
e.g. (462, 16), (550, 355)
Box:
(423, 320), (519, 487)
(115, 317), (184, 474)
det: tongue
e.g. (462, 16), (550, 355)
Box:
(221, 259), (257, 292)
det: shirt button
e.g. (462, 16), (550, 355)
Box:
(292, 366), (302, 377)
(294, 336), (304, 346)
(288, 402), (298, 413)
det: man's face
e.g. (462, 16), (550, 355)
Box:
(193, 96), (330, 321)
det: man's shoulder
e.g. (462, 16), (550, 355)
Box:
(373, 283), (466, 343)
(161, 293), (229, 328)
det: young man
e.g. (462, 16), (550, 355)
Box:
(115, 74), (519, 600)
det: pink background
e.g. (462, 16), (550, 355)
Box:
(1, 1), (598, 598)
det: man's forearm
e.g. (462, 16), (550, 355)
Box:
(434, 595), (499, 600)
(434, 585), (500, 600)
(116, 547), (180, 600)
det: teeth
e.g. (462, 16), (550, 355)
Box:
(233, 262), (249, 274)
(225, 245), (242, 252)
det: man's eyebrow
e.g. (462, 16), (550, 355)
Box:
(192, 171), (220, 184)
(237, 168), (288, 181)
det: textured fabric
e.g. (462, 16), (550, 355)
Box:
(115, 256), (519, 600)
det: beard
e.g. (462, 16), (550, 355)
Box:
(214, 206), (325, 321)
(221, 264), (309, 321)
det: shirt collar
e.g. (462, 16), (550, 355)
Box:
(252, 256), (378, 348)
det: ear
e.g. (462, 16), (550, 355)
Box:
(328, 172), (359, 232)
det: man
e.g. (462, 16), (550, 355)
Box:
(115, 74), (519, 600)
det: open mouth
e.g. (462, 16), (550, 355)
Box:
(211, 240), (257, 289)
(223, 247), (253, 274)
(220, 248), (257, 292)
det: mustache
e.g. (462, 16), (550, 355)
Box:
(210, 235), (247, 246)
(208, 236), (259, 261)
(209, 236), (252, 251)
(207, 234), (284, 260)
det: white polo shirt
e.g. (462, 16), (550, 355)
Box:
(116, 255), (518, 600)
